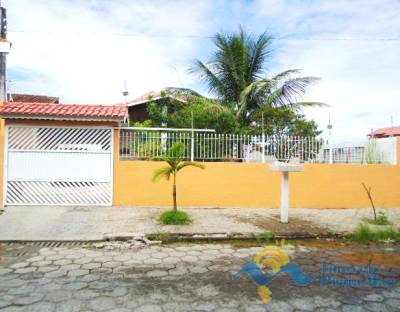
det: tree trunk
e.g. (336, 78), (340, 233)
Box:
(173, 172), (177, 212)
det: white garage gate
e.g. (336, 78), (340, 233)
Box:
(4, 125), (113, 206)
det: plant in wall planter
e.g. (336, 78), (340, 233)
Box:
(152, 142), (205, 225)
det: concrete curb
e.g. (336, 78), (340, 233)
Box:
(0, 231), (347, 243)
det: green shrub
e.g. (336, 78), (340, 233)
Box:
(159, 210), (192, 225)
(352, 224), (400, 243)
(374, 212), (390, 225)
(256, 231), (275, 244)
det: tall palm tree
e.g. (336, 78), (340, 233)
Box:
(190, 28), (325, 125)
(152, 142), (204, 212)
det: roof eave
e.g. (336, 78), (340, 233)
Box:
(0, 114), (125, 122)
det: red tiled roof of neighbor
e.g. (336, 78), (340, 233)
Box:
(370, 126), (400, 137)
(9, 93), (59, 103)
(0, 102), (127, 121)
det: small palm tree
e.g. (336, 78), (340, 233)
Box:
(152, 142), (204, 212)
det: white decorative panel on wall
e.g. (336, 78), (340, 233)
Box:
(5, 126), (113, 206)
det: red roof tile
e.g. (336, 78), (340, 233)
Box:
(370, 126), (400, 137)
(0, 102), (127, 121)
(9, 94), (59, 103)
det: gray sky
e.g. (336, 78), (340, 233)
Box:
(4, 0), (400, 139)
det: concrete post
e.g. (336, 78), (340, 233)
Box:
(280, 171), (289, 223)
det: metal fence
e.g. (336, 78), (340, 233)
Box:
(119, 128), (324, 163)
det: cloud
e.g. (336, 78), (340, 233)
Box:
(3, 0), (400, 139)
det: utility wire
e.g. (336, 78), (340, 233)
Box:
(7, 30), (400, 42)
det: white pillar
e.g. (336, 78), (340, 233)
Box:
(281, 171), (289, 223)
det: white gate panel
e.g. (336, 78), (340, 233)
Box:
(5, 126), (113, 206)
(7, 151), (112, 182)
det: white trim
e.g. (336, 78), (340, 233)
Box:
(2, 124), (8, 207)
(119, 126), (216, 132)
(0, 115), (124, 122)
(110, 128), (114, 206)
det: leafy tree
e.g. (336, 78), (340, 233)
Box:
(250, 106), (322, 137)
(190, 28), (325, 125)
(152, 142), (204, 212)
(170, 98), (240, 133)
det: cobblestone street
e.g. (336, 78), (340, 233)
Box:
(0, 241), (399, 312)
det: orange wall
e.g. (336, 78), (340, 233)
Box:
(114, 160), (400, 208)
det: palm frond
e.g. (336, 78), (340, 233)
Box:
(188, 59), (225, 97)
(152, 167), (173, 182)
(176, 162), (205, 172)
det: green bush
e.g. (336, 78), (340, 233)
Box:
(374, 212), (390, 225)
(352, 224), (400, 243)
(159, 210), (192, 225)
(256, 231), (275, 244)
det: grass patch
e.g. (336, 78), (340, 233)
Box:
(159, 210), (192, 225)
(352, 224), (400, 243)
(255, 231), (275, 244)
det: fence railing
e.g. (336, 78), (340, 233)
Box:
(119, 128), (324, 163)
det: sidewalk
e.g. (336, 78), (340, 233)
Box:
(0, 206), (399, 241)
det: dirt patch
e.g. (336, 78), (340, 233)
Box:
(232, 213), (330, 236)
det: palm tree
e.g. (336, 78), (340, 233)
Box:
(152, 142), (204, 212)
(190, 28), (325, 125)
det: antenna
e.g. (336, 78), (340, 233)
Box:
(122, 80), (128, 104)
(327, 115), (333, 137)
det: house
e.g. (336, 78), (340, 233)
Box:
(8, 93), (59, 103)
(369, 126), (400, 138)
(125, 90), (187, 123)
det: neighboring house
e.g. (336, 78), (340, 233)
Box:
(369, 126), (400, 138)
(126, 90), (187, 123)
(8, 93), (59, 103)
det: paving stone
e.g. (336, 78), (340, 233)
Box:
(54, 259), (73, 266)
(364, 302), (390, 312)
(102, 261), (122, 268)
(5, 278), (25, 288)
(163, 257), (180, 264)
(65, 253), (85, 260)
(45, 255), (64, 261)
(27, 301), (56, 312)
(265, 301), (294, 312)
(27, 256), (45, 263)
(74, 257), (93, 265)
(144, 258), (162, 265)
(146, 270), (168, 277)
(161, 302), (192, 312)
(134, 304), (162, 312)
(73, 289), (100, 300)
(44, 270), (67, 278)
(82, 262), (102, 270)
(189, 267), (209, 274)
(88, 296), (116, 311)
(9, 262), (29, 269)
(107, 286), (128, 297)
(63, 282), (88, 291)
(289, 298), (316, 311)
(363, 293), (384, 302)
(182, 255), (198, 262)
(68, 269), (89, 277)
(385, 298), (400, 309)
(7, 285), (36, 295)
(56, 299), (84, 312)
(38, 265), (59, 273)
(342, 305), (364, 312)
(13, 293), (44, 305)
(0, 268), (13, 275)
(113, 254), (131, 262)
(32, 260), (52, 267)
(169, 267), (188, 276)
(80, 274), (100, 282)
(45, 290), (73, 303)
(191, 301), (218, 311)
(61, 264), (81, 271)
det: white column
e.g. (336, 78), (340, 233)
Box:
(281, 171), (289, 223)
